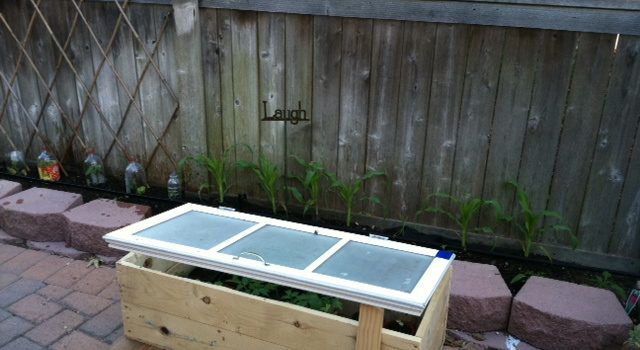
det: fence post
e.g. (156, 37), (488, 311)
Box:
(172, 0), (207, 188)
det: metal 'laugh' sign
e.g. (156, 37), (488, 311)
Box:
(261, 101), (310, 125)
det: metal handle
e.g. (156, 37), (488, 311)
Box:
(233, 251), (269, 266)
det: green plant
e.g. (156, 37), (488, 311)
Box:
(416, 193), (507, 251)
(627, 324), (640, 348)
(506, 180), (577, 260)
(326, 170), (386, 227)
(281, 290), (343, 314)
(593, 271), (627, 301)
(287, 156), (327, 219)
(7, 161), (27, 176)
(136, 185), (147, 195)
(237, 151), (281, 214)
(509, 270), (548, 285)
(225, 276), (278, 297)
(178, 146), (236, 203)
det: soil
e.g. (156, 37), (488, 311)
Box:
(1, 167), (638, 326)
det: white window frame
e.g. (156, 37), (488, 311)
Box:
(104, 203), (454, 315)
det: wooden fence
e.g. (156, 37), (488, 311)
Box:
(0, 0), (639, 272)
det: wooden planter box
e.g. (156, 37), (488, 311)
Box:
(117, 252), (452, 350)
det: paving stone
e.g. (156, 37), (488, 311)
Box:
(61, 291), (112, 316)
(8, 294), (62, 324)
(80, 303), (122, 338)
(64, 199), (151, 256)
(0, 181), (21, 200)
(0, 279), (45, 308)
(0, 250), (50, 275)
(448, 260), (512, 332)
(72, 267), (116, 295)
(0, 316), (33, 346)
(0, 309), (10, 321)
(50, 331), (109, 350)
(0, 230), (24, 246)
(20, 254), (72, 281)
(0, 337), (45, 350)
(97, 282), (120, 301)
(44, 260), (92, 288)
(26, 241), (90, 260)
(0, 188), (82, 242)
(508, 276), (633, 350)
(36, 285), (72, 301)
(0, 244), (25, 264)
(0, 271), (19, 290)
(104, 326), (123, 345)
(25, 310), (84, 346)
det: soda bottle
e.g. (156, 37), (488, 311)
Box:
(124, 157), (148, 195)
(83, 148), (106, 186)
(167, 171), (182, 200)
(37, 148), (60, 181)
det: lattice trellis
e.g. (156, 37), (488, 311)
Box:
(0, 0), (180, 176)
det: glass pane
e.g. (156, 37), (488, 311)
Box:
(135, 211), (256, 249)
(220, 226), (340, 269)
(314, 241), (433, 293)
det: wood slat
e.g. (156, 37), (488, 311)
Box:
(201, 8), (224, 164)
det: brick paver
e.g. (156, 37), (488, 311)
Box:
(0, 250), (50, 275)
(8, 295), (62, 324)
(71, 267), (116, 295)
(0, 309), (10, 322)
(0, 316), (33, 346)
(50, 331), (109, 350)
(44, 260), (92, 288)
(21, 255), (72, 282)
(61, 292), (112, 316)
(96, 282), (120, 301)
(0, 244), (24, 264)
(36, 286), (72, 302)
(80, 303), (122, 338)
(0, 337), (45, 350)
(25, 310), (84, 346)
(0, 279), (45, 308)
(0, 271), (19, 290)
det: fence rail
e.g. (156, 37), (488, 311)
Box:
(1, 0), (639, 273)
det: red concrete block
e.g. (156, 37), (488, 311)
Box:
(0, 188), (82, 241)
(25, 310), (84, 346)
(0, 250), (50, 275)
(21, 255), (72, 281)
(71, 267), (116, 295)
(8, 294), (62, 324)
(0, 180), (21, 199)
(63, 199), (151, 256)
(61, 291), (112, 316)
(447, 260), (512, 332)
(508, 276), (633, 350)
(44, 260), (92, 288)
(0, 243), (25, 263)
(51, 331), (109, 350)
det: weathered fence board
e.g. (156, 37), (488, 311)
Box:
(2, 1), (640, 270)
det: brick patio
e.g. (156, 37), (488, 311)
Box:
(0, 243), (122, 350)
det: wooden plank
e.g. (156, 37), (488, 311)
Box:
(355, 304), (384, 350)
(230, 10), (260, 196)
(545, 33), (616, 246)
(199, 0), (640, 36)
(257, 12), (285, 187)
(480, 28), (541, 234)
(515, 30), (577, 226)
(580, 37), (640, 254)
(109, 336), (159, 350)
(418, 24), (469, 228)
(310, 16), (342, 209)
(173, 0), (207, 188)
(200, 8), (224, 164)
(450, 26), (505, 205)
(363, 20), (403, 216)
(389, 21), (436, 219)
(336, 18), (372, 215)
(416, 268), (450, 350)
(116, 259), (422, 350)
(284, 14), (313, 179)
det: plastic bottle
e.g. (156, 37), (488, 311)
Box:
(37, 148), (60, 181)
(83, 148), (106, 186)
(5, 150), (27, 176)
(124, 157), (148, 195)
(167, 171), (182, 200)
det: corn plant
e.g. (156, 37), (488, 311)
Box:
(178, 146), (235, 204)
(416, 193), (508, 251)
(237, 152), (281, 214)
(286, 156), (327, 219)
(506, 180), (577, 260)
(627, 324), (640, 349)
(326, 170), (385, 227)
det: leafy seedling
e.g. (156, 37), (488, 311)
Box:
(326, 170), (386, 227)
(287, 156), (327, 219)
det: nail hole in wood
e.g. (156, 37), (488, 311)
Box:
(201, 296), (211, 304)
(160, 326), (170, 336)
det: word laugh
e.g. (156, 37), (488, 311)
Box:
(261, 101), (309, 124)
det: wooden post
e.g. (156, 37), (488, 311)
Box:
(355, 304), (384, 350)
(172, 0), (207, 188)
